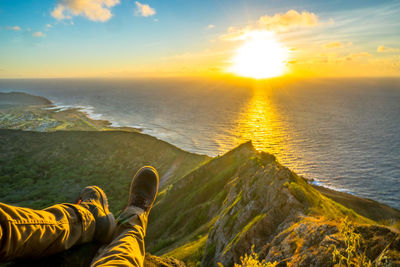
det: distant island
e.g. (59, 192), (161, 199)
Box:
(0, 92), (399, 267)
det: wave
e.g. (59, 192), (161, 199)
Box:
(311, 179), (354, 194)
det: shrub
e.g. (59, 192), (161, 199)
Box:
(331, 217), (372, 267)
(234, 245), (277, 267)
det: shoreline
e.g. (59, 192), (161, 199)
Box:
(49, 104), (400, 212)
(1, 91), (399, 211)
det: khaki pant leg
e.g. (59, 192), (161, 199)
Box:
(0, 202), (96, 261)
(91, 207), (147, 267)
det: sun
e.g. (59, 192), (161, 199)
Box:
(228, 31), (289, 79)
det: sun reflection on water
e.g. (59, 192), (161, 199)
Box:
(229, 81), (303, 171)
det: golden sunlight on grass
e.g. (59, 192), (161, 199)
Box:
(228, 31), (289, 79)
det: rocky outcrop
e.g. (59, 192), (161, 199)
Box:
(202, 151), (305, 266)
(260, 218), (400, 266)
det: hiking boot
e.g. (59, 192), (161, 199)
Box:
(77, 186), (116, 244)
(128, 166), (159, 214)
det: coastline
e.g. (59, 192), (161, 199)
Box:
(0, 93), (141, 133)
(1, 91), (399, 212)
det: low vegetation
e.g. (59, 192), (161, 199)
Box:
(0, 129), (208, 213)
(233, 246), (277, 267)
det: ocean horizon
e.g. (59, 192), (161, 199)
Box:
(1, 77), (399, 210)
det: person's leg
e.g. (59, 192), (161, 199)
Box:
(0, 202), (95, 261)
(90, 207), (147, 267)
(0, 186), (116, 262)
(91, 167), (159, 267)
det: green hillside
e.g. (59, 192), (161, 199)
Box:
(0, 129), (208, 213)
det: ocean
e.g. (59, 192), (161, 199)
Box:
(0, 77), (399, 210)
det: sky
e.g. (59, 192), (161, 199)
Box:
(0, 0), (399, 78)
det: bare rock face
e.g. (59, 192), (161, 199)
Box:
(202, 152), (305, 266)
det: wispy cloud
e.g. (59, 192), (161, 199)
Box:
(322, 41), (343, 49)
(206, 24), (215, 30)
(4, 26), (21, 31)
(345, 52), (371, 61)
(377, 45), (399, 53)
(32, 32), (46, 37)
(51, 0), (120, 22)
(10, 26), (21, 31)
(134, 1), (156, 17)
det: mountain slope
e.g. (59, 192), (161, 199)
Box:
(0, 129), (209, 212)
(146, 141), (400, 266)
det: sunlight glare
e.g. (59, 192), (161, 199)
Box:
(228, 31), (289, 79)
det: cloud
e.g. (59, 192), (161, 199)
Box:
(312, 51), (372, 64)
(134, 1), (156, 17)
(206, 24), (215, 30)
(5, 26), (21, 31)
(345, 52), (371, 61)
(32, 32), (46, 37)
(323, 42), (343, 49)
(221, 9), (322, 41)
(219, 26), (254, 41)
(46, 24), (53, 29)
(377, 45), (399, 53)
(51, 0), (120, 22)
(258, 9), (320, 31)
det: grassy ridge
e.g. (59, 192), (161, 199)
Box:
(0, 129), (208, 213)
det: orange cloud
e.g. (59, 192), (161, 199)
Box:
(220, 26), (256, 41)
(258, 10), (320, 31)
(134, 1), (156, 17)
(51, 0), (120, 22)
(377, 45), (399, 53)
(346, 52), (371, 60)
(323, 42), (343, 49)
(221, 10), (322, 41)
